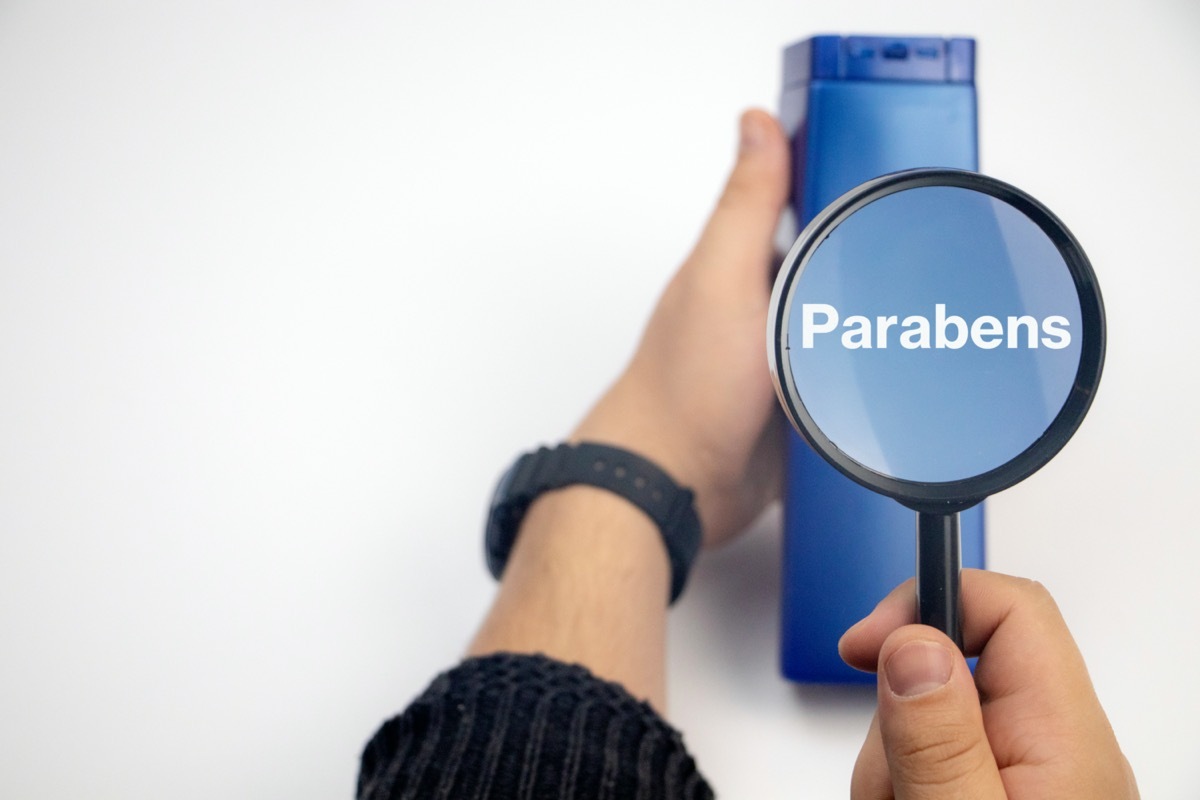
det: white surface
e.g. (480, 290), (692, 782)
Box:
(1, 1), (1197, 797)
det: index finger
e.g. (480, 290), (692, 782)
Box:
(838, 569), (1081, 673)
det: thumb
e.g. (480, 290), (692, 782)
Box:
(874, 626), (1007, 799)
(688, 109), (789, 281)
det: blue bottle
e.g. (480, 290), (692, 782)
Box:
(778, 35), (986, 683)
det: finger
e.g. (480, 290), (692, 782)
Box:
(850, 711), (892, 800)
(839, 571), (1096, 707)
(959, 574), (1131, 795)
(688, 109), (789, 282)
(839, 577), (917, 672)
(875, 625), (1007, 799)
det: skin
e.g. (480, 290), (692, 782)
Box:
(840, 570), (1140, 799)
(466, 109), (1139, 797)
(468, 108), (790, 711)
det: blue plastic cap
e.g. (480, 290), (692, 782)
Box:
(783, 35), (975, 85)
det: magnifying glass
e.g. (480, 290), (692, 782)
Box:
(768, 168), (1105, 648)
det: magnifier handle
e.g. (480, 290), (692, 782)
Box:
(917, 511), (964, 650)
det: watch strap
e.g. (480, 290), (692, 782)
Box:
(486, 442), (702, 604)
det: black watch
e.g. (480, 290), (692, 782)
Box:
(485, 442), (703, 604)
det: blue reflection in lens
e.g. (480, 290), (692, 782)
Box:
(786, 186), (1082, 483)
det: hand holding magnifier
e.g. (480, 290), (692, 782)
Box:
(768, 169), (1105, 648)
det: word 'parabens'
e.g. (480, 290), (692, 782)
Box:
(800, 303), (1071, 350)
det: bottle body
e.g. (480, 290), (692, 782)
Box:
(779, 36), (986, 683)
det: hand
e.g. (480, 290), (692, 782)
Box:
(839, 569), (1139, 799)
(571, 109), (790, 547)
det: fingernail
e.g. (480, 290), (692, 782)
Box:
(739, 112), (765, 153)
(885, 640), (953, 698)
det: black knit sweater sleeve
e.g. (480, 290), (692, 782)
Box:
(358, 653), (714, 800)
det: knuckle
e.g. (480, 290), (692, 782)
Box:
(889, 722), (990, 789)
(715, 177), (755, 215)
(1011, 577), (1060, 615)
(1021, 578), (1050, 599)
(1005, 575), (1048, 599)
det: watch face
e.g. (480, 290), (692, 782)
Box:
(484, 459), (522, 578)
(488, 461), (519, 516)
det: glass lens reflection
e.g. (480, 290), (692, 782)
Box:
(786, 186), (1082, 483)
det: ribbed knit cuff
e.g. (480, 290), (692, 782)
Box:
(358, 652), (714, 800)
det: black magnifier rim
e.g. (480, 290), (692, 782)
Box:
(770, 168), (1106, 513)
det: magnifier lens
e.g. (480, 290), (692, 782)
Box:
(771, 170), (1104, 647)
(778, 178), (1096, 493)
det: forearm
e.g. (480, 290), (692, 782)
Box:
(467, 483), (672, 710)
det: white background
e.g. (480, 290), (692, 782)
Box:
(1, 1), (1198, 797)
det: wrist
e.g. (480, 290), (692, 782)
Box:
(471, 484), (671, 708)
(571, 372), (755, 547)
(570, 377), (710, 501)
(487, 441), (701, 603)
(515, 486), (671, 586)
